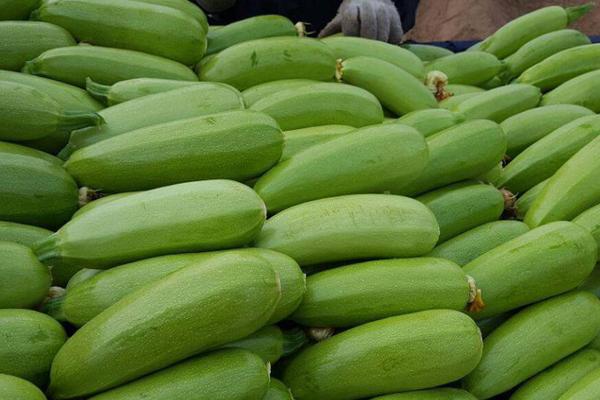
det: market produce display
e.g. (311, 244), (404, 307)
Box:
(1, 2), (600, 399)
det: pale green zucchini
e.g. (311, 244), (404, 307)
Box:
(463, 291), (600, 399)
(480, 75), (503, 89)
(0, 374), (47, 400)
(439, 92), (482, 110)
(242, 79), (319, 107)
(64, 268), (100, 290)
(132, 0), (208, 31)
(86, 78), (201, 105)
(425, 52), (504, 86)
(477, 313), (512, 338)
(73, 192), (136, 218)
(0, 0), (39, 20)
(396, 108), (465, 137)
(514, 179), (549, 220)
(281, 125), (354, 161)
(574, 204), (600, 258)
(24, 45), (198, 88)
(401, 43), (454, 62)
(446, 84), (485, 96)
(541, 70), (600, 112)
(477, 163), (503, 186)
(254, 124), (427, 212)
(0, 221), (52, 248)
(579, 265), (600, 298)
(559, 367), (600, 399)
(264, 378), (294, 400)
(372, 388), (477, 400)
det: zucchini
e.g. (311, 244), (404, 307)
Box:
(559, 367), (600, 399)
(254, 124), (427, 213)
(477, 163), (503, 186)
(428, 220), (529, 266)
(463, 221), (598, 320)
(64, 267), (100, 290)
(396, 108), (465, 137)
(223, 326), (285, 364)
(501, 104), (594, 158)
(65, 111), (283, 192)
(73, 192), (137, 219)
(0, 0), (39, 20)
(0, 221), (52, 248)
(446, 84), (485, 96)
(439, 92), (482, 110)
(0, 241), (51, 309)
(0, 21), (75, 71)
(282, 125), (354, 161)
(0, 374), (47, 400)
(454, 84), (541, 123)
(62, 83), (244, 156)
(199, 37), (336, 90)
(292, 257), (475, 328)
(321, 36), (425, 79)
(541, 70), (600, 112)
(498, 115), (600, 193)
(242, 79), (319, 107)
(401, 43), (454, 62)
(511, 348), (600, 400)
(86, 78), (201, 106)
(34, 180), (266, 270)
(0, 141), (79, 229)
(463, 291), (600, 399)
(372, 388), (477, 399)
(24, 45), (197, 88)
(48, 256), (281, 399)
(477, 313), (512, 338)
(0, 309), (66, 387)
(515, 179), (549, 219)
(425, 52), (504, 86)
(574, 204), (600, 259)
(417, 181), (504, 243)
(87, 349), (269, 400)
(250, 82), (383, 130)
(264, 378), (294, 400)
(132, 0), (208, 31)
(283, 310), (482, 400)
(525, 135), (600, 227)
(254, 194), (440, 267)
(393, 119), (507, 196)
(33, 0), (206, 65)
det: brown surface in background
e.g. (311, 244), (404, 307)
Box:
(406, 0), (600, 42)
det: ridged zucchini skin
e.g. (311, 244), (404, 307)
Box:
(283, 310), (482, 400)
(446, 84), (485, 96)
(264, 378), (293, 400)
(574, 204), (600, 258)
(426, 52), (504, 86)
(33, 0), (206, 65)
(132, 0), (208, 31)
(49, 257), (280, 399)
(63, 83), (244, 156)
(502, 29), (591, 82)
(401, 43), (454, 62)
(242, 79), (318, 107)
(542, 70), (600, 113)
(417, 181), (504, 243)
(525, 136), (600, 227)
(455, 84), (541, 123)
(0, 374), (47, 400)
(87, 349), (269, 400)
(292, 258), (472, 328)
(439, 92), (482, 110)
(34, 180), (266, 270)
(559, 367), (600, 399)
(464, 222), (597, 319)
(372, 388), (477, 400)
(0, 309), (66, 387)
(396, 108), (465, 137)
(86, 78), (200, 105)
(428, 220), (529, 266)
(24, 45), (197, 88)
(510, 348), (600, 400)
(498, 115), (600, 193)
(0, 0), (39, 20)
(255, 124), (427, 213)
(501, 104), (594, 158)
(463, 291), (600, 399)
(0, 142), (78, 229)
(393, 119), (507, 196)
(476, 5), (592, 59)
(0, 221), (52, 248)
(207, 15), (298, 55)
(282, 125), (354, 161)
(254, 194), (440, 266)
(65, 111), (283, 192)
(515, 179), (549, 219)
(517, 44), (600, 91)
(222, 325), (284, 364)
(322, 36), (425, 79)
(199, 37), (335, 90)
(0, 241), (51, 309)
(0, 21), (75, 71)
(250, 82), (383, 130)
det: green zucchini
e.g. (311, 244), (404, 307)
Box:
(425, 51), (504, 86)
(574, 204), (600, 259)
(48, 256), (280, 399)
(477, 163), (503, 186)
(0, 241), (51, 309)
(477, 313), (512, 338)
(417, 181), (504, 243)
(481, 76), (503, 89)
(250, 82), (383, 130)
(396, 108), (465, 137)
(254, 194), (439, 266)
(463, 291), (600, 399)
(0, 221), (52, 248)
(0, 374), (47, 400)
(242, 79), (319, 107)
(428, 220), (529, 266)
(525, 135), (600, 227)
(222, 326), (285, 364)
(207, 15), (299, 55)
(35, 180), (266, 270)
(372, 388), (477, 399)
(321, 36), (425, 79)
(454, 84), (541, 123)
(254, 124), (427, 213)
(62, 83), (244, 156)
(32, 0), (206, 65)
(0, 309), (66, 387)
(132, 0), (208, 31)
(282, 125), (354, 161)
(446, 84), (485, 96)
(0, 0), (39, 20)
(86, 78), (201, 105)
(589, 333), (600, 351)
(264, 378), (294, 400)
(393, 119), (507, 196)
(199, 37), (335, 90)
(0, 21), (75, 71)
(501, 104), (595, 158)
(0, 141), (79, 229)
(292, 257), (474, 328)
(64, 267), (100, 290)
(24, 45), (198, 88)
(511, 348), (600, 400)
(65, 111), (283, 192)
(87, 349), (269, 400)
(73, 192), (137, 219)
(498, 115), (600, 193)
(559, 367), (600, 399)
(464, 221), (597, 320)
(283, 310), (482, 400)
(401, 43), (454, 62)
(439, 92), (482, 110)
(515, 179), (549, 219)
(541, 70), (600, 112)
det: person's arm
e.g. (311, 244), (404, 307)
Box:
(194, 0), (236, 13)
